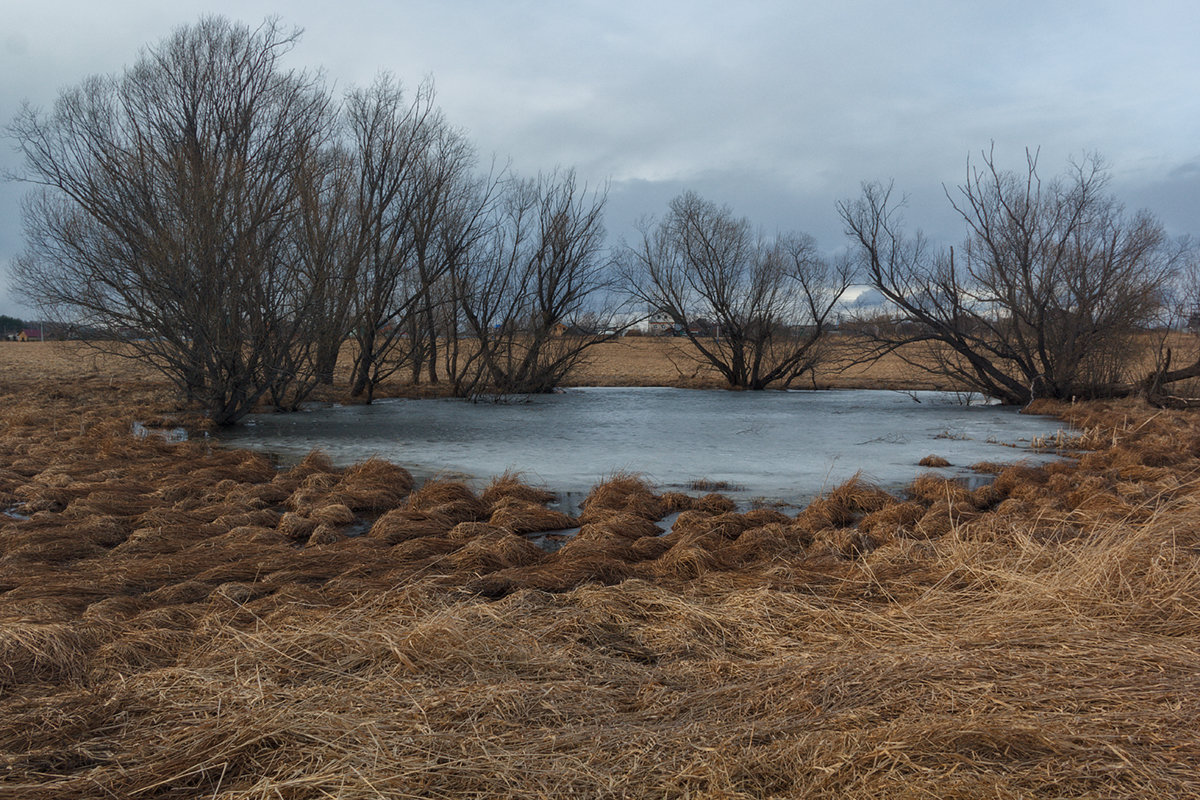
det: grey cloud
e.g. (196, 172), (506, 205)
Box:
(2, 0), (1198, 317)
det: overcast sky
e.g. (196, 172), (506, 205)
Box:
(2, 0), (1198, 317)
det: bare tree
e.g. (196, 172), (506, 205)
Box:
(447, 169), (620, 397)
(343, 75), (440, 402)
(397, 124), (498, 391)
(839, 149), (1192, 404)
(620, 191), (851, 389)
(9, 17), (338, 424)
(297, 144), (361, 388)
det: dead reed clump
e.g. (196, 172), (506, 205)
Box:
(828, 475), (896, 515)
(480, 471), (557, 507)
(794, 498), (851, 533)
(662, 510), (740, 545)
(285, 471), (341, 513)
(555, 527), (640, 563)
(693, 492), (738, 514)
(0, 536), (107, 567)
(740, 507), (790, 527)
(469, 551), (634, 595)
(209, 581), (274, 606)
(389, 534), (458, 564)
(652, 542), (722, 580)
(1076, 449), (1115, 471)
(144, 579), (213, 605)
(657, 491), (739, 515)
(277, 512), (318, 543)
(0, 622), (95, 687)
(794, 475), (899, 535)
(488, 499), (577, 534)
(970, 483), (1005, 510)
(329, 457), (413, 512)
(447, 521), (508, 542)
(80, 595), (151, 625)
(578, 474), (665, 523)
(1067, 492), (1138, 519)
(407, 479), (479, 510)
(1062, 474), (1107, 507)
(448, 531), (546, 574)
(991, 463), (1050, 496)
(701, 512), (763, 539)
(369, 509), (455, 545)
(918, 454), (951, 467)
(127, 603), (204, 632)
(67, 489), (155, 518)
(12, 483), (70, 514)
(232, 481), (292, 505)
(907, 473), (975, 506)
(281, 449), (336, 482)
(205, 506), (281, 532)
(817, 526), (889, 559)
(718, 523), (796, 566)
(659, 491), (697, 512)
(108, 525), (197, 557)
(407, 480), (488, 524)
(911, 500), (978, 539)
(580, 512), (662, 540)
(306, 524), (341, 546)
(1115, 462), (1172, 482)
(70, 515), (131, 549)
(857, 500), (926, 537)
(89, 627), (193, 677)
(309, 503), (356, 528)
(630, 533), (675, 560)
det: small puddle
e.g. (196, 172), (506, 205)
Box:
(132, 422), (189, 443)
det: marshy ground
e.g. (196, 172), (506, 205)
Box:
(1, 341), (1199, 798)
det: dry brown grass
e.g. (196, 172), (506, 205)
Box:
(2, 343), (1200, 798)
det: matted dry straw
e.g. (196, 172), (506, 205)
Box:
(3, 351), (1200, 797)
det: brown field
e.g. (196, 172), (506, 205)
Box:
(569, 335), (972, 392)
(2, 340), (1199, 798)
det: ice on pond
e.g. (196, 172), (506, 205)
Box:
(219, 387), (1070, 508)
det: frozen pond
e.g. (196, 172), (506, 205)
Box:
(221, 388), (1069, 508)
(218, 386), (1070, 506)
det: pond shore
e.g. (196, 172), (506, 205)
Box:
(2, 341), (1199, 798)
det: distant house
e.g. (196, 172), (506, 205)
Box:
(648, 311), (676, 336)
(17, 329), (43, 342)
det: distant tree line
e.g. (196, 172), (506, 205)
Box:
(0, 316), (24, 336)
(7, 17), (1196, 423)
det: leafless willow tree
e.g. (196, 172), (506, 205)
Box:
(620, 191), (851, 389)
(397, 124), (499, 392)
(342, 76), (440, 402)
(445, 170), (620, 397)
(8, 17), (339, 424)
(839, 149), (1193, 404)
(294, 144), (360, 390)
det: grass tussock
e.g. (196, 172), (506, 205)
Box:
(2, 348), (1200, 797)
